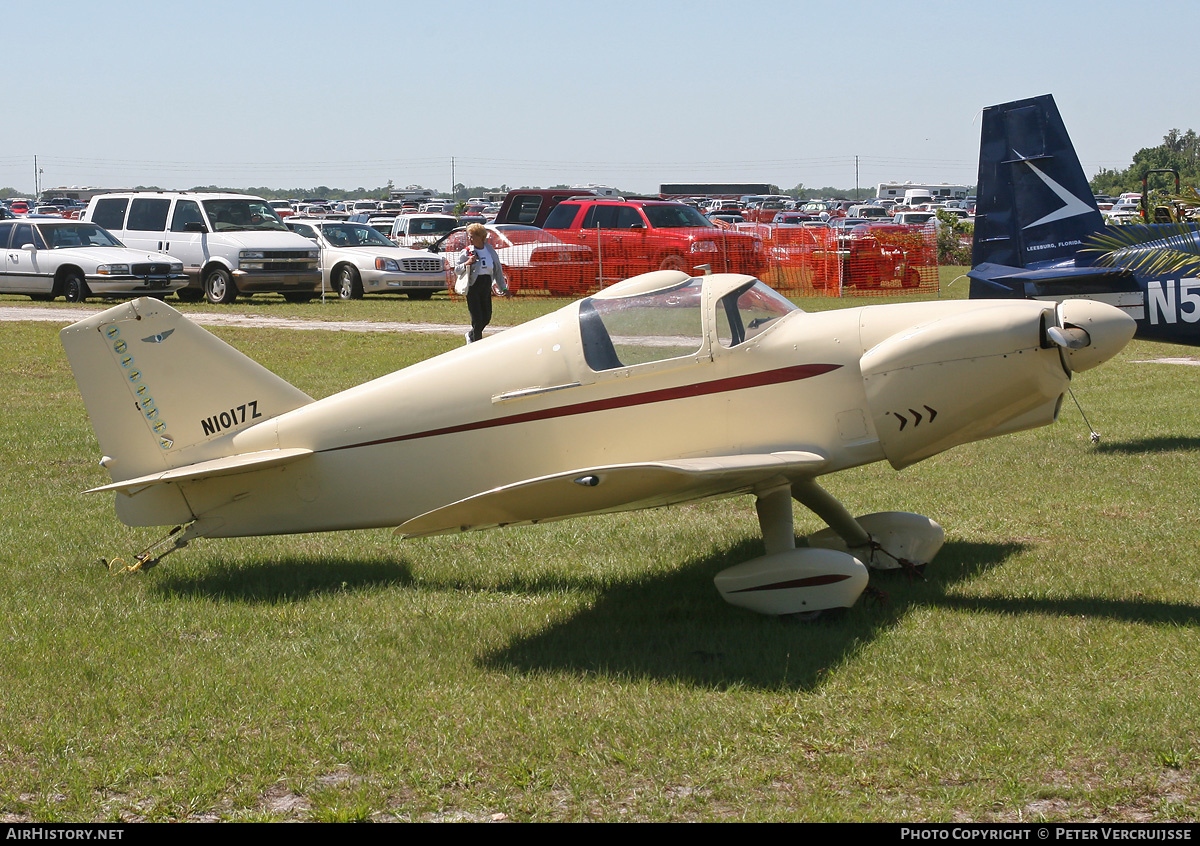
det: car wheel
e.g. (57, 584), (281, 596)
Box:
(283, 292), (315, 303)
(901, 267), (920, 288)
(658, 254), (687, 272)
(407, 289), (434, 300)
(336, 265), (363, 300)
(175, 287), (204, 303)
(63, 271), (89, 303)
(204, 267), (237, 304)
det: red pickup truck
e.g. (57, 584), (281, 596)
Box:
(542, 199), (765, 282)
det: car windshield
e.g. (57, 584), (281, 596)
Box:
(320, 223), (394, 248)
(202, 199), (288, 232)
(36, 223), (123, 249)
(641, 204), (716, 229)
(408, 218), (459, 235)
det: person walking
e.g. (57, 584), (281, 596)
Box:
(455, 223), (509, 343)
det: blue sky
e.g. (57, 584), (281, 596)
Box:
(3, 0), (1192, 196)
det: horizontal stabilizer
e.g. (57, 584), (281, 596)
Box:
(969, 262), (1142, 302)
(86, 448), (313, 494)
(396, 451), (828, 538)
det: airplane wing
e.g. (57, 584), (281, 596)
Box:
(395, 451), (828, 538)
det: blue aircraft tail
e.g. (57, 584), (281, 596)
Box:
(971, 94), (1105, 270)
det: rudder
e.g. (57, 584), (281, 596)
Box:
(61, 298), (313, 490)
(972, 94), (1105, 269)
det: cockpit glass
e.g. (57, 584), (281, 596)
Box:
(579, 279), (704, 371)
(716, 281), (798, 348)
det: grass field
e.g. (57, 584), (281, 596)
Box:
(2, 269), (1199, 821)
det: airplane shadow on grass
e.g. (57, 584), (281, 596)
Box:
(479, 538), (1200, 691)
(478, 538), (1023, 691)
(153, 558), (416, 604)
(152, 539), (1200, 692)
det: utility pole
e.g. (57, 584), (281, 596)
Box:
(451, 157), (455, 199)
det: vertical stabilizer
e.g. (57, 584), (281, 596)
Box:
(61, 298), (314, 488)
(972, 95), (1104, 268)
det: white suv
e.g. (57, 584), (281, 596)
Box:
(388, 213), (460, 248)
(86, 192), (321, 304)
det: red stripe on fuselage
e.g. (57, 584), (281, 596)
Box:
(321, 363), (842, 454)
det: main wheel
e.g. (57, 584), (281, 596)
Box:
(62, 271), (89, 303)
(407, 289), (434, 300)
(336, 265), (363, 300)
(204, 267), (237, 304)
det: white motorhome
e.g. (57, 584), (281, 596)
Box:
(875, 182), (971, 203)
(86, 192), (321, 304)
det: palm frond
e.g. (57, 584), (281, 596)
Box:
(1080, 222), (1200, 277)
(1165, 186), (1200, 208)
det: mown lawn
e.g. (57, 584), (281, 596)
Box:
(2, 268), (1198, 821)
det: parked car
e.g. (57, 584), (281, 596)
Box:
(428, 223), (596, 296)
(285, 219), (446, 300)
(85, 191), (321, 304)
(771, 212), (818, 225)
(0, 219), (186, 302)
(388, 213), (460, 248)
(741, 199), (790, 223)
(542, 199), (765, 280)
(493, 188), (596, 227)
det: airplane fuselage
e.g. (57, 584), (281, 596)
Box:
(108, 292), (1099, 539)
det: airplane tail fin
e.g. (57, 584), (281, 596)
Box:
(61, 298), (314, 491)
(972, 94), (1105, 269)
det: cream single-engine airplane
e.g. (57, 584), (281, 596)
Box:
(61, 270), (1135, 616)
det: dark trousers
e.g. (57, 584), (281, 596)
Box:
(466, 275), (492, 342)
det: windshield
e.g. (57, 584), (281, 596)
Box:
(320, 223), (394, 248)
(716, 280), (798, 348)
(407, 217), (459, 236)
(202, 199), (288, 232)
(36, 223), (124, 249)
(641, 204), (717, 229)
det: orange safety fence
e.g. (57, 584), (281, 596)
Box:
(443, 222), (939, 299)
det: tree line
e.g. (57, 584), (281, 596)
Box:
(1090, 128), (1200, 196)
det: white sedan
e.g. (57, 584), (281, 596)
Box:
(0, 219), (186, 302)
(286, 219), (447, 299)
